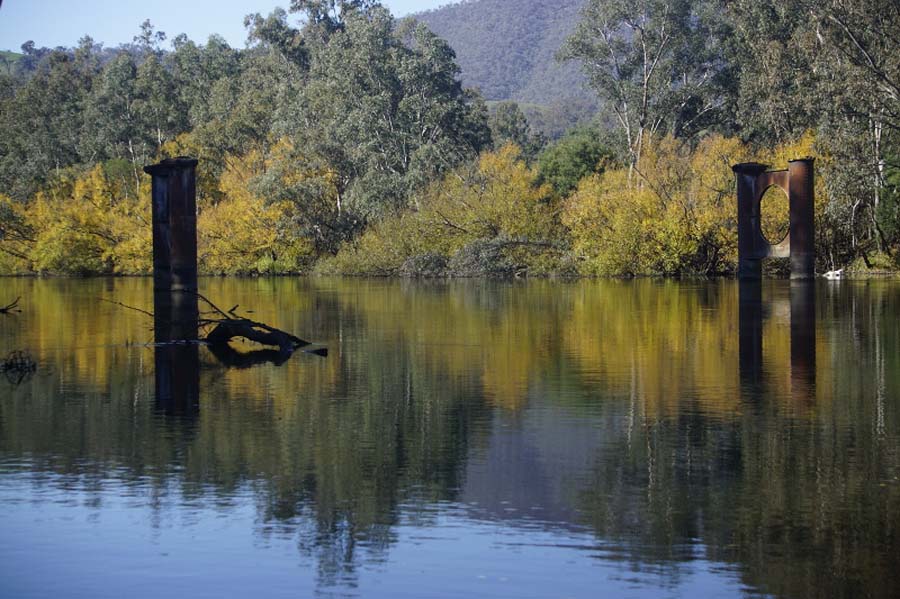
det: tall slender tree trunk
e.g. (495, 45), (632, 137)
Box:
(871, 115), (887, 250)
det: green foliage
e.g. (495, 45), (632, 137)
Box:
(0, 51), (21, 75)
(248, 3), (491, 224)
(878, 146), (900, 247)
(537, 128), (611, 196)
(562, 0), (732, 170)
(488, 101), (546, 161)
(848, 252), (898, 273)
(0, 50), (94, 200)
(519, 99), (600, 141)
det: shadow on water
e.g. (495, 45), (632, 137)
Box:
(205, 343), (295, 369)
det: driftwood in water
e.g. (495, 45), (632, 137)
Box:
(205, 318), (309, 352)
(194, 292), (313, 353)
(101, 292), (327, 362)
(0, 297), (21, 314)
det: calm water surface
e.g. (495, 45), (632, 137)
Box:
(1, 278), (898, 598)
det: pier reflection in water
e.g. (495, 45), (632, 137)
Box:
(152, 290), (199, 418)
(0, 277), (898, 599)
(739, 280), (816, 399)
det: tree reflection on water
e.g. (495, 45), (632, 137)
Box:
(0, 277), (898, 597)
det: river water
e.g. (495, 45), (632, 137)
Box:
(0, 277), (898, 598)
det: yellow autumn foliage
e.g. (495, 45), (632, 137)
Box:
(0, 132), (833, 277)
(0, 137), (316, 275)
(0, 193), (33, 274)
(564, 134), (750, 275)
(199, 142), (312, 274)
(324, 144), (562, 275)
(23, 163), (152, 274)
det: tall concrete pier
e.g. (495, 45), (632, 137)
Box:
(144, 157), (200, 416)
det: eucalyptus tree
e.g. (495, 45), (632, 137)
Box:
(720, 1), (817, 144)
(15, 41), (51, 75)
(724, 0), (900, 257)
(82, 54), (145, 169)
(194, 44), (304, 164)
(132, 19), (167, 57)
(489, 101), (546, 162)
(562, 0), (732, 178)
(788, 0), (900, 133)
(167, 34), (241, 131)
(0, 48), (94, 199)
(802, 0), (900, 251)
(290, 0), (382, 35)
(247, 1), (490, 249)
(134, 54), (185, 149)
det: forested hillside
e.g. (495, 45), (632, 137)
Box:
(415, 0), (594, 132)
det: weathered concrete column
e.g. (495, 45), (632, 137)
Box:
(733, 162), (769, 279)
(145, 157), (199, 293)
(788, 159), (815, 279)
(144, 157), (200, 417)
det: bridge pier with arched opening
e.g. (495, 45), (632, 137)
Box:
(733, 158), (815, 279)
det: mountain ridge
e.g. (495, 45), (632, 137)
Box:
(413, 0), (594, 109)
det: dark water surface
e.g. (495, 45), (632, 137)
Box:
(1, 278), (898, 598)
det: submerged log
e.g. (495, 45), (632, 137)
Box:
(193, 292), (315, 354)
(204, 318), (309, 353)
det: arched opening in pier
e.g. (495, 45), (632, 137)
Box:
(760, 185), (789, 245)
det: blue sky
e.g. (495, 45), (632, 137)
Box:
(0, 0), (453, 52)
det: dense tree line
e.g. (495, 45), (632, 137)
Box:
(560, 0), (900, 272)
(0, 0), (898, 276)
(0, 1), (492, 274)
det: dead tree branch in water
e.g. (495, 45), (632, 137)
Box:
(98, 297), (155, 319)
(99, 292), (327, 358)
(0, 297), (21, 314)
(192, 292), (313, 353)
